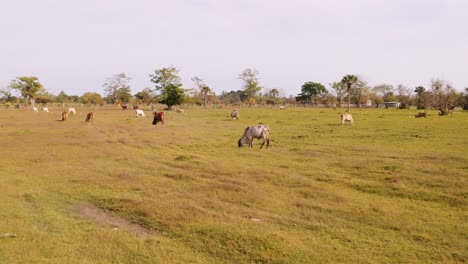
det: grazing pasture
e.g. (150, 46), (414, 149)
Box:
(0, 107), (466, 263)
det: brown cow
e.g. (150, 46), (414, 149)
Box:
(86, 112), (95, 123)
(152, 111), (165, 125)
(133, 104), (139, 110)
(415, 112), (427, 118)
(121, 105), (128, 110)
(62, 111), (69, 121)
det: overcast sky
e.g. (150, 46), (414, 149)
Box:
(1, 0), (467, 96)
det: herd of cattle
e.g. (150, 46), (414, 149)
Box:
(26, 105), (445, 148)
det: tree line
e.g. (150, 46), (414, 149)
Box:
(2, 68), (468, 110)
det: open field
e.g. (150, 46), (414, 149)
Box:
(0, 107), (466, 263)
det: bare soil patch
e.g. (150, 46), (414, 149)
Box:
(74, 202), (152, 238)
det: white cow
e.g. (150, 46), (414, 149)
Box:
(33, 107), (38, 112)
(238, 124), (270, 149)
(43, 107), (49, 113)
(68, 108), (76, 115)
(341, 112), (353, 125)
(231, 109), (239, 120)
(279, 106), (286, 110)
(135, 109), (146, 117)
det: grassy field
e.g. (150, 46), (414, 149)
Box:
(0, 106), (466, 263)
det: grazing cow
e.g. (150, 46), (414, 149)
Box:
(438, 108), (452, 116)
(279, 106), (286, 110)
(152, 111), (165, 125)
(33, 107), (38, 112)
(68, 108), (76, 115)
(175, 109), (185, 114)
(238, 124), (270, 149)
(62, 111), (69, 121)
(415, 112), (427, 118)
(121, 105), (128, 110)
(231, 109), (239, 120)
(135, 109), (146, 117)
(133, 104), (139, 110)
(43, 107), (49, 113)
(341, 112), (353, 125)
(85, 112), (95, 123)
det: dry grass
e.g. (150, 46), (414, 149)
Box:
(0, 106), (466, 263)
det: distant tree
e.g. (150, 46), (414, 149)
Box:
(134, 88), (155, 105)
(219, 90), (243, 104)
(0, 87), (18, 103)
(81, 92), (104, 105)
(431, 78), (444, 108)
(149, 67), (185, 109)
(341, 75), (358, 111)
(269, 88), (280, 98)
(103, 73), (132, 104)
(396, 84), (412, 109)
(414, 86), (425, 109)
(238, 69), (262, 102)
(463, 88), (468, 110)
(191, 76), (213, 108)
(56, 91), (70, 103)
(298, 82), (327, 106)
(10, 76), (45, 107)
(352, 80), (370, 108)
(35, 92), (55, 105)
(372, 84), (394, 103)
(330, 82), (346, 107)
(114, 87), (132, 104)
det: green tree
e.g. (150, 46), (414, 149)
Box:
(191, 76), (213, 108)
(330, 82), (346, 107)
(81, 92), (104, 105)
(114, 87), (132, 104)
(238, 69), (262, 102)
(396, 84), (411, 109)
(35, 92), (55, 105)
(149, 67), (185, 109)
(341, 75), (358, 111)
(414, 86), (425, 109)
(103, 73), (131, 104)
(56, 91), (71, 103)
(134, 88), (155, 105)
(372, 84), (394, 106)
(0, 87), (18, 103)
(10, 76), (45, 107)
(431, 78), (444, 108)
(351, 80), (369, 108)
(298, 82), (327, 106)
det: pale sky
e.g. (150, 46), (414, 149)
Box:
(1, 0), (467, 97)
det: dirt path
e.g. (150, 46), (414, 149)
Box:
(74, 202), (152, 238)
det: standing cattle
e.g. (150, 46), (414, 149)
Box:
(85, 112), (95, 123)
(133, 104), (139, 110)
(62, 111), (69, 121)
(152, 112), (165, 125)
(231, 109), (239, 120)
(135, 109), (146, 117)
(121, 105), (128, 110)
(68, 108), (76, 115)
(341, 112), (353, 125)
(33, 107), (38, 112)
(238, 124), (270, 149)
(279, 106), (286, 110)
(43, 107), (49, 112)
